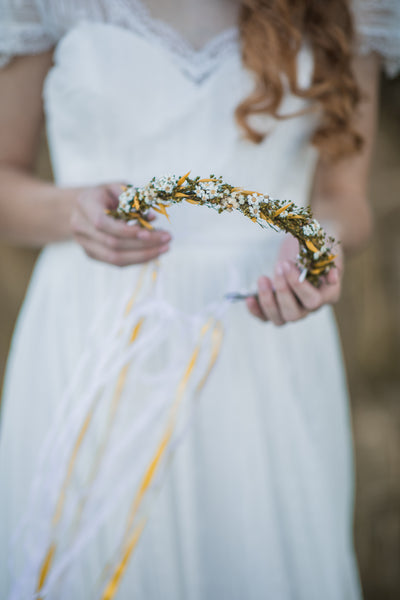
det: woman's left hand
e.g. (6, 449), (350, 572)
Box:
(246, 234), (343, 325)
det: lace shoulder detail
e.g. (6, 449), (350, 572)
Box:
(0, 0), (56, 67)
(3, 0), (398, 78)
(0, 0), (239, 81)
(108, 0), (239, 83)
(352, 0), (400, 77)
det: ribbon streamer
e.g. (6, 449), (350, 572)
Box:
(35, 265), (153, 598)
(101, 319), (224, 600)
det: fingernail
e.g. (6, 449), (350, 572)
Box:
(161, 233), (171, 243)
(137, 230), (151, 240)
(276, 264), (283, 277)
(283, 261), (291, 274)
(298, 268), (307, 282)
(258, 277), (269, 292)
(160, 244), (170, 253)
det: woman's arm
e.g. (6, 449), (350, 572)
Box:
(247, 53), (380, 324)
(0, 52), (171, 264)
(310, 53), (379, 251)
(0, 51), (76, 245)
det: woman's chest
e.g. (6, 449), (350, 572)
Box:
(142, 0), (240, 48)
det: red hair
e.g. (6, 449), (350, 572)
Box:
(236, 0), (363, 160)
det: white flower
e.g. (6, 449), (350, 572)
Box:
(136, 184), (162, 206)
(303, 221), (321, 237)
(118, 188), (137, 213)
(153, 175), (178, 194)
(247, 194), (260, 207)
(249, 204), (260, 218)
(194, 185), (206, 199)
(119, 189), (134, 202)
(312, 218), (321, 230)
(303, 224), (320, 237)
(194, 181), (222, 202)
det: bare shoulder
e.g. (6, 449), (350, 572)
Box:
(0, 50), (54, 170)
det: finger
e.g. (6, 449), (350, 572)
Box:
(76, 202), (171, 246)
(246, 295), (268, 322)
(131, 226), (172, 246)
(100, 215), (171, 244)
(96, 209), (171, 242)
(71, 212), (136, 250)
(75, 235), (170, 267)
(282, 261), (323, 311)
(78, 190), (170, 242)
(326, 266), (340, 285)
(319, 271), (341, 305)
(257, 276), (285, 326)
(274, 263), (308, 322)
(105, 183), (127, 201)
(73, 212), (170, 251)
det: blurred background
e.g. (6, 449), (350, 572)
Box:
(0, 75), (399, 599)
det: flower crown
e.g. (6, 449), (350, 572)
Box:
(109, 173), (337, 285)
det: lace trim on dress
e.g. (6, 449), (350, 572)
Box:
(0, 35), (53, 68)
(1, 0), (399, 79)
(352, 0), (400, 77)
(0, 1), (55, 67)
(114, 0), (240, 83)
(0, 0), (240, 81)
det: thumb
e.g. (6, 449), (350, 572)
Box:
(106, 182), (127, 198)
(101, 182), (130, 209)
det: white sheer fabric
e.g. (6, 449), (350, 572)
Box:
(0, 0), (399, 77)
(0, 0), (56, 67)
(352, 0), (400, 76)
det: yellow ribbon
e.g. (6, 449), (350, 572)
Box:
(35, 262), (224, 600)
(100, 319), (224, 600)
(36, 264), (152, 596)
(36, 543), (56, 598)
(100, 518), (147, 600)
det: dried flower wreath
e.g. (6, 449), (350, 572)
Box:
(109, 173), (337, 285)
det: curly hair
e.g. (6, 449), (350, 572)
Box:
(236, 0), (363, 160)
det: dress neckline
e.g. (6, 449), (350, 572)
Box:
(119, 0), (240, 83)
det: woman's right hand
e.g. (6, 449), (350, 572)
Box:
(71, 184), (172, 266)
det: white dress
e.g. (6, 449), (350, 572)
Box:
(0, 1), (399, 599)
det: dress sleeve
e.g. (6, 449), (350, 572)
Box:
(0, 0), (56, 67)
(352, 0), (400, 77)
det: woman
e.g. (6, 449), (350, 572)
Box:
(0, 1), (399, 598)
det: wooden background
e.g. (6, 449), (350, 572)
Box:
(0, 76), (399, 599)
